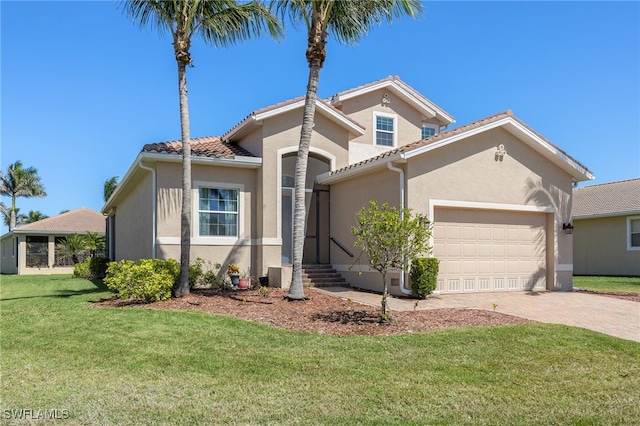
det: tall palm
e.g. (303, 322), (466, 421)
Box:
(122, 0), (281, 297)
(103, 176), (119, 202)
(273, 0), (423, 300)
(0, 161), (47, 231)
(25, 210), (49, 224)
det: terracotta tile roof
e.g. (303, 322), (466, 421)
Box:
(573, 178), (640, 218)
(13, 208), (105, 234)
(327, 110), (591, 177)
(143, 136), (256, 158)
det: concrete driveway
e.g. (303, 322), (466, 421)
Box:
(316, 287), (640, 343)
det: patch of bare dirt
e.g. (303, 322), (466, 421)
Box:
(94, 288), (532, 336)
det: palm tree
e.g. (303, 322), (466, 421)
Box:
(0, 161), (47, 230)
(273, 0), (423, 300)
(56, 234), (89, 264)
(84, 231), (106, 257)
(25, 210), (49, 224)
(122, 0), (281, 297)
(104, 176), (119, 202)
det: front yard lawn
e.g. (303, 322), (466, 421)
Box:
(1, 275), (639, 425)
(573, 275), (640, 294)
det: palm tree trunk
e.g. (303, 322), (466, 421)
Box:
(286, 7), (327, 301)
(9, 197), (16, 231)
(287, 64), (322, 301)
(175, 60), (192, 298)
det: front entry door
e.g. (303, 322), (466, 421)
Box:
(281, 153), (331, 265)
(303, 187), (330, 264)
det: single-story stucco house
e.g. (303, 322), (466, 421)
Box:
(0, 208), (106, 275)
(103, 76), (593, 295)
(572, 178), (640, 276)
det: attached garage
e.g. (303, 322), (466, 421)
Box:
(433, 208), (550, 293)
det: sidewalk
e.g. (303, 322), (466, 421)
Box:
(314, 287), (640, 343)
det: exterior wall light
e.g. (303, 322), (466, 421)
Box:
(563, 222), (574, 234)
(418, 214), (431, 227)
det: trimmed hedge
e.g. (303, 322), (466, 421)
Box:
(410, 257), (440, 299)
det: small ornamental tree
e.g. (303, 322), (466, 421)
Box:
(351, 201), (432, 323)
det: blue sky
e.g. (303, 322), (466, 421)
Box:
(1, 1), (639, 231)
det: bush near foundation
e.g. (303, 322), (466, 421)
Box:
(104, 259), (179, 302)
(410, 257), (440, 299)
(73, 259), (92, 279)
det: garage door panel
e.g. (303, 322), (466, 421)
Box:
(433, 207), (548, 293)
(462, 243), (476, 257)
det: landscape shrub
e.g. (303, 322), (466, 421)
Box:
(73, 259), (92, 279)
(89, 256), (111, 279)
(104, 259), (179, 302)
(410, 257), (440, 299)
(188, 258), (223, 289)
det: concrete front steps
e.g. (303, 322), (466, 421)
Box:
(302, 264), (350, 288)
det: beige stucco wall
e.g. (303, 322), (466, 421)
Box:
(328, 167), (402, 293)
(337, 88), (438, 164)
(574, 216), (640, 276)
(153, 161), (263, 275)
(114, 172), (153, 261)
(329, 127), (576, 294)
(406, 127), (574, 289)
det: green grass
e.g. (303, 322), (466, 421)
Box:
(573, 275), (640, 294)
(1, 275), (639, 425)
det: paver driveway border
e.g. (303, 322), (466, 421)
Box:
(316, 287), (640, 343)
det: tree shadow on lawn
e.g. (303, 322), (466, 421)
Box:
(311, 310), (380, 325)
(1, 278), (110, 302)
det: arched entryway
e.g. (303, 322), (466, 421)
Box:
(281, 153), (331, 265)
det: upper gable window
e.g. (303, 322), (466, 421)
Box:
(421, 124), (437, 139)
(629, 217), (640, 251)
(375, 113), (397, 147)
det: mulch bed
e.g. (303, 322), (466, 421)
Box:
(94, 288), (638, 336)
(94, 288), (533, 336)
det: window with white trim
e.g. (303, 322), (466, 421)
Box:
(198, 188), (239, 237)
(375, 114), (396, 147)
(421, 124), (437, 139)
(629, 217), (640, 250)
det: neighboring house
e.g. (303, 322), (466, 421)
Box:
(0, 208), (105, 275)
(103, 76), (593, 295)
(572, 178), (640, 276)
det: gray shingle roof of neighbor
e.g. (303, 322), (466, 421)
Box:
(12, 208), (105, 234)
(142, 136), (257, 158)
(573, 178), (640, 218)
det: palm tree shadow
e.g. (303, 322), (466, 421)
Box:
(524, 178), (571, 291)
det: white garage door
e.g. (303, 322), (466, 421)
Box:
(433, 208), (548, 293)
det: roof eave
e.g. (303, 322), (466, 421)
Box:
(102, 152), (262, 214)
(331, 79), (455, 126)
(573, 210), (640, 220)
(404, 116), (594, 182)
(316, 152), (405, 185)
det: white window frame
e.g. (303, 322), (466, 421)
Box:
(421, 123), (438, 140)
(373, 111), (397, 147)
(627, 215), (640, 251)
(193, 181), (244, 244)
